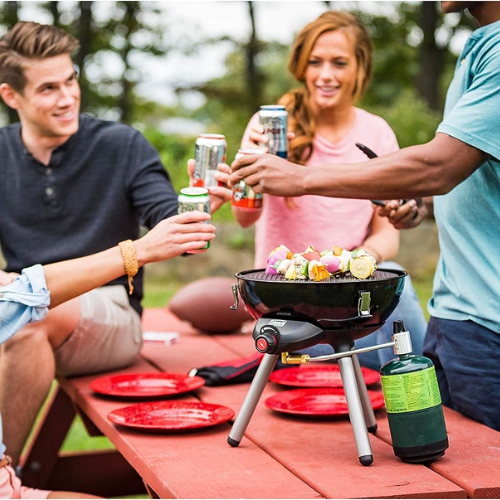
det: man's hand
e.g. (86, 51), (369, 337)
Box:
(376, 198), (429, 229)
(230, 153), (306, 197)
(134, 211), (216, 265)
(186, 159), (232, 213)
(0, 270), (19, 286)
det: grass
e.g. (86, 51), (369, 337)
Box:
(410, 269), (434, 321)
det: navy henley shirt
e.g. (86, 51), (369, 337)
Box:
(0, 114), (179, 315)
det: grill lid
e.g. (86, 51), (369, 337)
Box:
(236, 269), (401, 284)
(234, 267), (407, 336)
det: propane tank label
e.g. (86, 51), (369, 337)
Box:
(380, 366), (442, 413)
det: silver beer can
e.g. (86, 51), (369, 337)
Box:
(231, 149), (265, 212)
(194, 134), (227, 188)
(178, 187), (211, 251)
(259, 105), (288, 158)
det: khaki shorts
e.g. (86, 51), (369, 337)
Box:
(54, 286), (142, 377)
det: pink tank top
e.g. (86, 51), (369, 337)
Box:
(242, 108), (400, 267)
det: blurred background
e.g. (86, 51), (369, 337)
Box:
(0, 0), (477, 311)
(0, 0), (477, 467)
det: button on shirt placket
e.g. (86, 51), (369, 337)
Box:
(41, 158), (60, 216)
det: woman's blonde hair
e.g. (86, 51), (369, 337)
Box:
(280, 11), (372, 164)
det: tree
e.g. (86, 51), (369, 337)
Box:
(0, 0), (19, 123)
(416, 2), (443, 110)
(245, 1), (263, 113)
(48, 0), (59, 26)
(86, 1), (173, 123)
(75, 1), (93, 109)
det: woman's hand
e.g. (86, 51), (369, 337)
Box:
(375, 198), (429, 229)
(186, 159), (232, 213)
(0, 270), (19, 286)
(134, 211), (216, 265)
(243, 124), (269, 151)
(242, 124), (295, 151)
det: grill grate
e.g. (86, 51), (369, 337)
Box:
(238, 269), (401, 283)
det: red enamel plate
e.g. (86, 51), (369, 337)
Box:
(107, 401), (235, 432)
(265, 388), (385, 417)
(90, 372), (205, 398)
(270, 364), (380, 388)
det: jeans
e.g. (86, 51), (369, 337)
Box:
(300, 262), (428, 371)
(423, 317), (500, 432)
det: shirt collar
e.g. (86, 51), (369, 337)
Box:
(460, 18), (500, 60)
(16, 114), (82, 167)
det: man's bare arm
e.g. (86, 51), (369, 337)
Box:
(231, 133), (487, 201)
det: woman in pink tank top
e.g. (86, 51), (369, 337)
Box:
(234, 11), (427, 369)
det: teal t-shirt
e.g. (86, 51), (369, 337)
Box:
(430, 19), (500, 332)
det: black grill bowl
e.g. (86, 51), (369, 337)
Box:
(235, 268), (407, 333)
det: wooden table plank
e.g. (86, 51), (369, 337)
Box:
(141, 310), (465, 499)
(62, 343), (319, 498)
(376, 407), (500, 499)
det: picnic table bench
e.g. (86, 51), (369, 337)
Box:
(19, 308), (500, 499)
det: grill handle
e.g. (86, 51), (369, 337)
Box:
(358, 291), (372, 318)
(318, 291), (373, 323)
(230, 284), (239, 310)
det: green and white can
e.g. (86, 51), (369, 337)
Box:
(178, 187), (211, 251)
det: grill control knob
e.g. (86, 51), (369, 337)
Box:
(255, 325), (279, 354)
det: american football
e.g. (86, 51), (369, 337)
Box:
(168, 277), (253, 333)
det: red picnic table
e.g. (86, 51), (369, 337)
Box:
(19, 308), (500, 498)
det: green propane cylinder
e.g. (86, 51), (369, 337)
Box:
(380, 320), (449, 463)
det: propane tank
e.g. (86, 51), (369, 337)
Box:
(380, 320), (449, 463)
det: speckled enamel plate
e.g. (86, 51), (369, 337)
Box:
(90, 372), (205, 398)
(270, 365), (380, 388)
(265, 388), (385, 417)
(107, 401), (235, 431)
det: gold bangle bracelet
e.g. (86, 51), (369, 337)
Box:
(118, 240), (139, 295)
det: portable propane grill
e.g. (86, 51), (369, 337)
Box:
(229, 268), (407, 466)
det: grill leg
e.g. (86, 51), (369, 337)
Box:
(337, 348), (373, 466)
(352, 354), (377, 433)
(228, 353), (278, 447)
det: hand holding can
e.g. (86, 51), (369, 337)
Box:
(259, 105), (288, 159)
(193, 134), (227, 188)
(231, 149), (265, 212)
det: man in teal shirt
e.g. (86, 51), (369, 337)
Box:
(230, 1), (500, 431)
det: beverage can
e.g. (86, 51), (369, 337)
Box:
(178, 187), (211, 252)
(259, 105), (288, 158)
(231, 149), (264, 212)
(194, 134), (227, 188)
